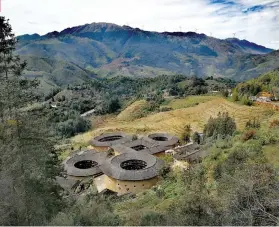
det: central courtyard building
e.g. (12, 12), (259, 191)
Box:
(100, 152), (164, 195)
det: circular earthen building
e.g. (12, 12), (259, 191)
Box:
(64, 150), (107, 179)
(100, 152), (164, 195)
(90, 132), (133, 151)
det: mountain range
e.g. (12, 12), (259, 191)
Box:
(16, 22), (279, 91)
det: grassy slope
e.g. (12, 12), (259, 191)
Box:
(72, 96), (279, 145)
(263, 144), (279, 168)
(162, 96), (216, 110)
(117, 100), (149, 121)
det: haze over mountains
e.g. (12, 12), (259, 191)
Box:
(16, 22), (279, 91)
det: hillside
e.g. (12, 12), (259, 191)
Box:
(21, 56), (97, 93)
(16, 22), (279, 87)
(225, 38), (273, 54)
(234, 69), (279, 98)
(72, 96), (279, 146)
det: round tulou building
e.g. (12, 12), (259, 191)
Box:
(100, 152), (164, 195)
(64, 150), (107, 180)
(146, 133), (179, 149)
(90, 132), (133, 151)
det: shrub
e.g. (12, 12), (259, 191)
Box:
(241, 95), (253, 106)
(246, 118), (260, 129)
(221, 89), (229, 97)
(143, 101), (159, 112)
(192, 132), (201, 144)
(242, 129), (257, 141)
(159, 164), (171, 179)
(269, 119), (279, 128)
(160, 155), (174, 164)
(203, 112), (236, 139)
(108, 98), (121, 113)
(169, 85), (180, 96)
(140, 212), (166, 226)
(56, 117), (91, 138)
(160, 106), (173, 112)
(107, 148), (115, 157)
(232, 90), (239, 101)
(181, 124), (191, 143)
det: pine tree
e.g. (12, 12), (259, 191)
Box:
(0, 16), (63, 225)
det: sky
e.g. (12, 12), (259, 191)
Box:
(0, 0), (279, 49)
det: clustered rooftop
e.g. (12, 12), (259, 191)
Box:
(63, 132), (180, 195)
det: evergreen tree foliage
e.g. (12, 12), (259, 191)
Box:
(232, 89), (239, 101)
(0, 16), (63, 225)
(140, 212), (166, 226)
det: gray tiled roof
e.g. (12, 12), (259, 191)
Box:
(112, 138), (169, 155)
(173, 144), (209, 162)
(90, 132), (133, 147)
(145, 133), (179, 147)
(123, 138), (158, 148)
(142, 145), (168, 155)
(64, 150), (108, 177)
(111, 144), (137, 154)
(100, 152), (164, 181)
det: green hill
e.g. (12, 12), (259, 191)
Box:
(234, 69), (279, 98)
(21, 56), (97, 92)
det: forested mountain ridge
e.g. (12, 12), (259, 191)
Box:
(225, 38), (273, 54)
(16, 22), (279, 88)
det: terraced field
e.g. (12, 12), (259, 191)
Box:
(72, 96), (279, 145)
(161, 96), (217, 110)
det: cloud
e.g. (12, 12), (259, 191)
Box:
(243, 5), (265, 13)
(0, 0), (278, 49)
(210, 0), (237, 5)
